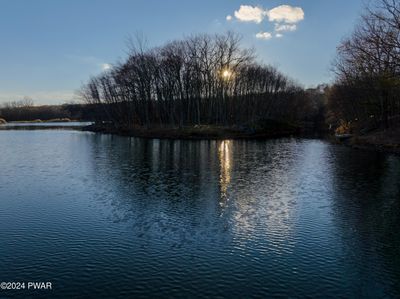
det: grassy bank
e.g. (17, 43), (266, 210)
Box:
(83, 120), (301, 140)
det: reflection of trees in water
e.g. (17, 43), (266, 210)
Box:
(329, 147), (400, 296)
(86, 136), (307, 249)
(80, 135), (400, 294)
(217, 139), (305, 246)
(87, 135), (234, 248)
(89, 136), (216, 197)
(85, 134), (400, 297)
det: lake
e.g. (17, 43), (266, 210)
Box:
(0, 129), (399, 298)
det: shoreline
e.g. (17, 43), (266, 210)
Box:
(82, 123), (302, 140)
(2, 121), (398, 155)
(333, 128), (400, 155)
(85, 124), (400, 155)
(6, 118), (75, 123)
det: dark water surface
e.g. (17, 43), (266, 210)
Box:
(0, 130), (399, 298)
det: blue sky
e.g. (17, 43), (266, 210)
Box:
(0, 0), (364, 105)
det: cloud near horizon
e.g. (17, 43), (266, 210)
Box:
(227, 4), (304, 40)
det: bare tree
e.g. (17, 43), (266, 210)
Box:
(81, 32), (306, 129)
(331, 0), (400, 130)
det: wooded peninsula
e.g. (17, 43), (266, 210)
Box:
(1, 0), (399, 151)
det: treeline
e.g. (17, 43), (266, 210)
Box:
(81, 32), (318, 129)
(328, 0), (400, 132)
(0, 99), (100, 122)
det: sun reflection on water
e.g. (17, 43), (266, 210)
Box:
(218, 140), (232, 207)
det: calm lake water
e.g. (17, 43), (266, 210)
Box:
(0, 129), (399, 298)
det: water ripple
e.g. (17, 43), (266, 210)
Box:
(0, 132), (399, 298)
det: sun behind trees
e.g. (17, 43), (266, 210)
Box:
(81, 32), (316, 135)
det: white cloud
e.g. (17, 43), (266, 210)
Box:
(67, 55), (114, 72)
(275, 23), (297, 32)
(267, 5), (304, 24)
(228, 4), (304, 40)
(256, 31), (272, 40)
(101, 63), (111, 71)
(234, 5), (265, 23)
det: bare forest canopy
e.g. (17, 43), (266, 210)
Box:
(80, 32), (323, 130)
(328, 0), (400, 132)
(2, 0), (398, 137)
(0, 99), (99, 122)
